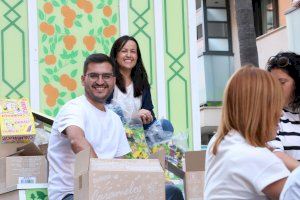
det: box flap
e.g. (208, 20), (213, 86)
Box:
(89, 159), (163, 172)
(185, 150), (206, 171)
(149, 148), (166, 169)
(74, 148), (90, 177)
(16, 142), (43, 156)
(0, 144), (24, 158)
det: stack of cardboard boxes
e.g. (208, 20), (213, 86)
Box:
(0, 99), (48, 199)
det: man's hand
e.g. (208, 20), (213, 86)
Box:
(64, 125), (98, 158)
(138, 109), (153, 124)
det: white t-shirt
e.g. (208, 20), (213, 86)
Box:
(204, 130), (290, 200)
(268, 109), (300, 161)
(112, 84), (142, 119)
(280, 166), (300, 200)
(47, 95), (131, 200)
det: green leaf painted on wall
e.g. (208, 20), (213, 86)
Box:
(59, 92), (67, 97)
(42, 75), (50, 83)
(50, 44), (55, 53)
(55, 24), (61, 33)
(71, 50), (78, 57)
(53, 75), (59, 82)
(70, 69), (78, 77)
(53, 107), (59, 116)
(71, 0), (77, 3)
(108, 0), (113, 6)
(47, 16), (56, 24)
(44, 109), (52, 116)
(97, 3), (104, 9)
(38, 10), (45, 20)
(74, 21), (82, 27)
(58, 60), (62, 68)
(70, 59), (77, 64)
(61, 0), (67, 5)
(57, 98), (65, 105)
(71, 92), (76, 99)
(89, 29), (94, 35)
(77, 14), (83, 19)
(97, 27), (103, 35)
(45, 68), (53, 75)
(88, 14), (93, 23)
(52, 0), (60, 7)
(43, 46), (48, 54)
(64, 28), (70, 35)
(101, 18), (109, 26)
(42, 34), (47, 42)
(112, 13), (117, 23)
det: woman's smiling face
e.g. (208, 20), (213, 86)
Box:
(116, 40), (138, 72)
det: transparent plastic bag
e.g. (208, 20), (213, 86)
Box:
(145, 119), (173, 148)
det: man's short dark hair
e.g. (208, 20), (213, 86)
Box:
(83, 53), (115, 75)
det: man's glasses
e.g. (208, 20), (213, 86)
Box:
(85, 73), (114, 81)
(267, 56), (292, 68)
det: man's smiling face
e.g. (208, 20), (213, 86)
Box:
(81, 62), (116, 105)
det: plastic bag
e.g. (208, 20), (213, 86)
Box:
(144, 119), (173, 148)
(106, 101), (150, 159)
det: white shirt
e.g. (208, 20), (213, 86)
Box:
(47, 95), (131, 200)
(268, 109), (300, 161)
(280, 166), (300, 200)
(205, 130), (290, 200)
(112, 84), (142, 119)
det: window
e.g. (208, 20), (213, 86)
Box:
(197, 24), (203, 39)
(252, 0), (279, 36)
(203, 0), (232, 53)
(196, 0), (202, 10)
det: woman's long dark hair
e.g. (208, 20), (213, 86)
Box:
(267, 52), (300, 112)
(110, 35), (150, 97)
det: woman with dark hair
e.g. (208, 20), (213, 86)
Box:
(108, 35), (183, 200)
(107, 35), (155, 129)
(267, 52), (300, 171)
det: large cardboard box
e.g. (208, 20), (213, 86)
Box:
(74, 149), (165, 200)
(0, 183), (48, 200)
(0, 143), (48, 194)
(184, 150), (205, 200)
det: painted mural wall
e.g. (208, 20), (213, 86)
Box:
(0, 0), (198, 148)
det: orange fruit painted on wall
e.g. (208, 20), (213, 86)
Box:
(44, 55), (57, 65)
(77, 0), (93, 13)
(63, 35), (76, 50)
(83, 36), (96, 51)
(103, 6), (112, 17)
(77, 0), (85, 9)
(67, 79), (77, 91)
(43, 2), (53, 14)
(83, 1), (93, 13)
(43, 84), (59, 107)
(60, 74), (77, 91)
(40, 22), (55, 36)
(103, 25), (117, 38)
(61, 6), (76, 20)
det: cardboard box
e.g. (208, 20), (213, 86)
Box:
(0, 98), (36, 143)
(0, 143), (48, 194)
(0, 183), (48, 200)
(184, 150), (205, 200)
(74, 149), (165, 200)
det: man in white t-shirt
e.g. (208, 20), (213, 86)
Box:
(47, 53), (131, 200)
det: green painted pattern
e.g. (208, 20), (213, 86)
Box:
(0, 0), (29, 99)
(128, 0), (157, 115)
(37, 0), (119, 117)
(163, 0), (192, 148)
